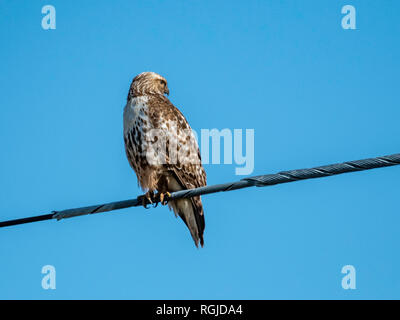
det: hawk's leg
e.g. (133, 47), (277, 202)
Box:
(155, 175), (171, 206)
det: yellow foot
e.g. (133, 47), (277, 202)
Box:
(159, 192), (171, 206)
(139, 191), (155, 209)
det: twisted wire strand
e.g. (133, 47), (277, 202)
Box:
(0, 153), (399, 228)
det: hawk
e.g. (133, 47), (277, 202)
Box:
(123, 72), (207, 247)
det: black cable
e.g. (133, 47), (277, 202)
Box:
(0, 153), (399, 228)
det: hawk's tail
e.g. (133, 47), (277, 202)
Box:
(168, 196), (205, 248)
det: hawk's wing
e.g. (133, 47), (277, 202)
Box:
(148, 95), (207, 247)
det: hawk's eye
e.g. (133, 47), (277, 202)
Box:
(160, 80), (166, 86)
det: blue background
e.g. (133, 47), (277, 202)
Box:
(0, 0), (399, 299)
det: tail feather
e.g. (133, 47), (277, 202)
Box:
(169, 198), (205, 247)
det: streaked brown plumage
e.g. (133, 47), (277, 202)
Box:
(123, 72), (207, 247)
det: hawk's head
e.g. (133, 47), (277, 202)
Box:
(128, 72), (169, 100)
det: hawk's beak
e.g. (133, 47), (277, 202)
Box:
(165, 87), (169, 96)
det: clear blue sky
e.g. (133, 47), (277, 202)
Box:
(0, 0), (399, 299)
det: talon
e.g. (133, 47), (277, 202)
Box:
(159, 192), (171, 205)
(140, 191), (155, 209)
(139, 195), (150, 209)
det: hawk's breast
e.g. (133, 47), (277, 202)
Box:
(123, 96), (153, 186)
(123, 96), (151, 138)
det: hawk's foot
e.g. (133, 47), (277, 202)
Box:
(139, 191), (156, 209)
(158, 192), (171, 206)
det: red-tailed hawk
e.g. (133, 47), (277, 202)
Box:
(123, 72), (207, 247)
